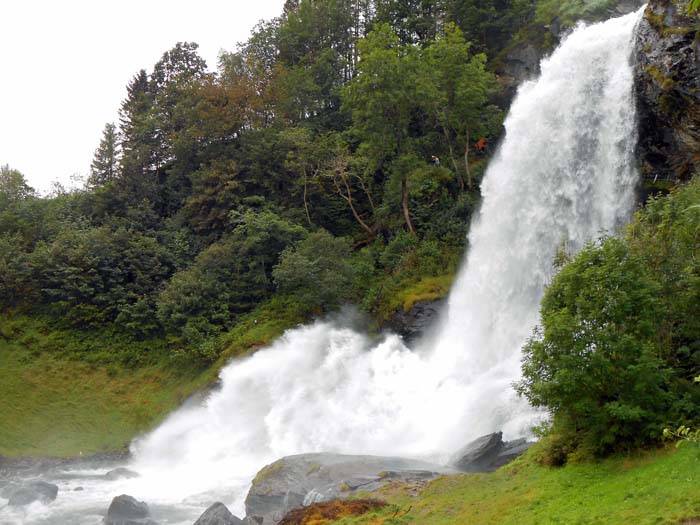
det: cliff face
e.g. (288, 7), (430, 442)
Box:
(497, 0), (646, 91)
(635, 1), (700, 193)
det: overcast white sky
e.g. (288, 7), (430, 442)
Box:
(0, 0), (285, 193)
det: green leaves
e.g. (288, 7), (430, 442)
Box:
(273, 229), (356, 311)
(519, 179), (700, 459)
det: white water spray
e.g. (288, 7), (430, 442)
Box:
(1, 9), (643, 525)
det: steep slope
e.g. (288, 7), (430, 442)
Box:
(635, 0), (700, 193)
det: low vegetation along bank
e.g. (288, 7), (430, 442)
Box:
(315, 444), (700, 525)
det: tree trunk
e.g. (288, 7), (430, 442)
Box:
(464, 131), (472, 192)
(401, 177), (416, 235)
(302, 165), (311, 225)
(333, 157), (374, 237)
(442, 124), (464, 191)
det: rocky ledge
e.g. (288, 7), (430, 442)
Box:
(635, 0), (700, 193)
(244, 431), (533, 524)
(244, 453), (456, 524)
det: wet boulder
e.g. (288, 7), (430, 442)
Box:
(450, 432), (533, 473)
(104, 468), (140, 481)
(104, 494), (156, 525)
(384, 299), (444, 342)
(3, 480), (58, 506)
(194, 502), (244, 525)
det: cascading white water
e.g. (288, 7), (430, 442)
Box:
(0, 9), (643, 525)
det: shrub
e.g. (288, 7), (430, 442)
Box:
(273, 230), (355, 312)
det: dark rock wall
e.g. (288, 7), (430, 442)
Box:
(634, 0), (700, 195)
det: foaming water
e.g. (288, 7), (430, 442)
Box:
(0, 9), (643, 525)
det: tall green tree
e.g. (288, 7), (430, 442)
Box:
(150, 42), (209, 215)
(118, 69), (158, 203)
(88, 123), (119, 188)
(419, 23), (501, 190)
(0, 165), (35, 210)
(342, 24), (422, 233)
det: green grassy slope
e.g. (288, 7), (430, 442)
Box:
(0, 316), (215, 457)
(0, 298), (311, 457)
(330, 445), (700, 525)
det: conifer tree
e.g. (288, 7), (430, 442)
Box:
(117, 69), (158, 203)
(88, 123), (119, 188)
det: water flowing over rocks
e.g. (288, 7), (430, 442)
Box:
(634, 0), (700, 192)
(0, 480), (58, 506)
(244, 453), (455, 524)
(104, 467), (141, 481)
(0, 450), (130, 478)
(499, 0), (646, 89)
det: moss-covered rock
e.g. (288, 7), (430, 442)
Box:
(635, 0), (700, 195)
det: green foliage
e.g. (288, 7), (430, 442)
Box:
(689, 0), (700, 14)
(88, 122), (119, 188)
(0, 165), (35, 211)
(30, 225), (174, 333)
(664, 424), (700, 447)
(519, 179), (700, 459)
(446, 0), (537, 56)
(535, 0), (621, 26)
(273, 230), (356, 311)
(157, 210), (307, 349)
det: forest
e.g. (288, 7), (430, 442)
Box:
(1, 0), (525, 359)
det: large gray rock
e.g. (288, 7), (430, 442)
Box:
(245, 453), (455, 524)
(3, 480), (58, 506)
(104, 494), (156, 525)
(634, 0), (700, 195)
(104, 468), (140, 481)
(450, 432), (534, 473)
(384, 299), (444, 342)
(194, 502), (244, 525)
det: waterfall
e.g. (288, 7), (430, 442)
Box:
(0, 8), (643, 525)
(128, 8), (642, 519)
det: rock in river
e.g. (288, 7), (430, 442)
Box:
(2, 480), (58, 506)
(104, 494), (156, 525)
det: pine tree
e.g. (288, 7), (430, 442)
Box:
(88, 123), (119, 188)
(117, 69), (158, 203)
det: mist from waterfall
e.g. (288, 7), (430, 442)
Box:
(0, 8), (644, 525)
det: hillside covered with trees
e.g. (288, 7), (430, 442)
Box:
(1, 0), (521, 364)
(0, 0), (697, 468)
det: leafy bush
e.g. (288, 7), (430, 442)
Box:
(518, 179), (700, 459)
(273, 230), (355, 312)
